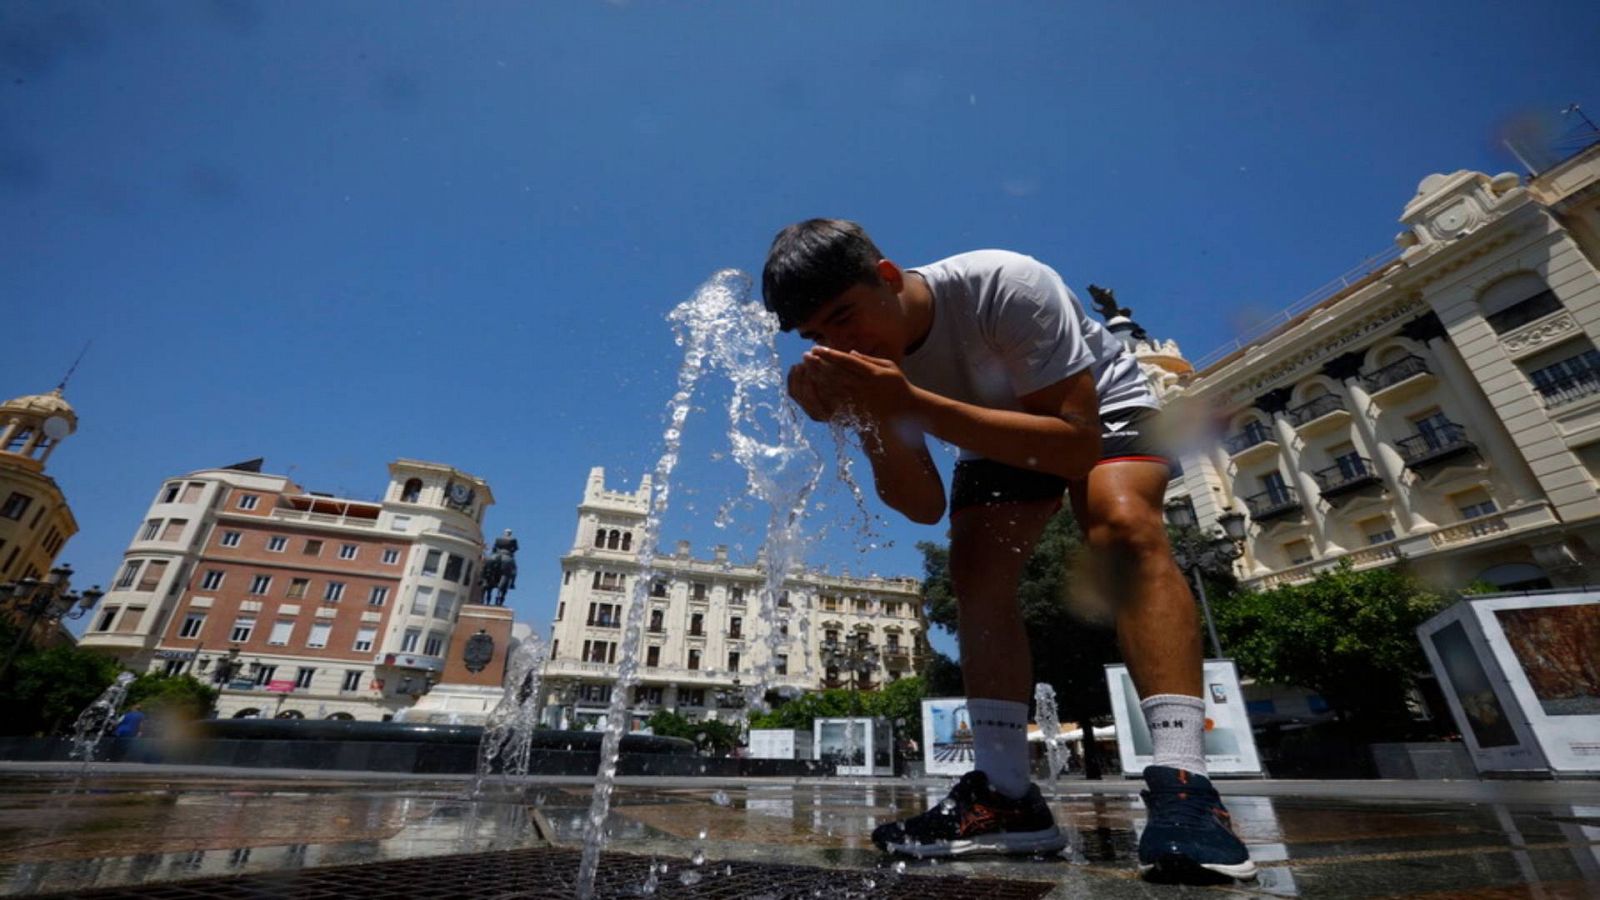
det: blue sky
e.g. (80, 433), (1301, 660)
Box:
(4, 1), (1597, 659)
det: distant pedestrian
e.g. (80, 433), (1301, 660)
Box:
(114, 704), (146, 738)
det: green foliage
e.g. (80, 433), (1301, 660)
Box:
(0, 641), (121, 736)
(1213, 562), (1450, 739)
(645, 709), (741, 756)
(748, 676), (929, 739)
(918, 509), (1122, 727)
(918, 650), (964, 697)
(126, 673), (219, 722)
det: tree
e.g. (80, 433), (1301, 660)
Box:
(0, 642), (120, 737)
(126, 672), (219, 730)
(645, 709), (741, 756)
(1212, 562), (1450, 740)
(747, 676), (929, 742)
(917, 508), (1123, 733)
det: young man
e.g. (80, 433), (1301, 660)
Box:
(763, 219), (1255, 883)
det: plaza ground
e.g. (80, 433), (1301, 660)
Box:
(1, 763), (1597, 897)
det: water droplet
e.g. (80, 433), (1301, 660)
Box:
(679, 870), (702, 887)
(894, 861), (907, 874)
(692, 849), (705, 866)
(711, 790), (731, 807)
(861, 876), (876, 889)
(697, 829), (707, 841)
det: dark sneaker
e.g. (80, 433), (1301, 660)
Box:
(871, 771), (1065, 858)
(1138, 766), (1257, 883)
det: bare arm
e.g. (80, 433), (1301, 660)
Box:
(858, 415), (946, 525)
(908, 368), (1102, 480)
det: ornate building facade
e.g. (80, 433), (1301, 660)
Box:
(77, 458), (495, 720)
(0, 387), (79, 585)
(1153, 140), (1600, 592)
(542, 467), (927, 731)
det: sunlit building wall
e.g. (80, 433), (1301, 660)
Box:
(542, 467), (927, 730)
(0, 387), (81, 648)
(77, 458), (495, 720)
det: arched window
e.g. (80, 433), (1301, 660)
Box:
(1480, 272), (1562, 334)
(232, 708), (262, 719)
(275, 709), (304, 719)
(400, 479), (423, 503)
(4, 428), (32, 454)
(607, 530), (621, 550)
(594, 528), (606, 548)
(326, 712), (354, 721)
(621, 532), (632, 552)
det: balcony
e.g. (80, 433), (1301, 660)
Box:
(1312, 457), (1383, 500)
(1243, 486), (1302, 523)
(884, 649), (911, 670)
(1286, 394), (1350, 435)
(1397, 423), (1477, 470)
(585, 618), (620, 630)
(1536, 370), (1600, 409)
(1430, 512), (1511, 547)
(1223, 425), (1279, 466)
(1361, 355), (1435, 400)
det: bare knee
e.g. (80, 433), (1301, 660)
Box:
(1084, 499), (1171, 564)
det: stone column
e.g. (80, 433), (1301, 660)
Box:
(1256, 387), (1342, 555)
(0, 417), (19, 453)
(1417, 333), (1544, 502)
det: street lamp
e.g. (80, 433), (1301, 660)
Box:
(821, 633), (880, 716)
(1163, 505), (1247, 659)
(0, 564), (103, 683)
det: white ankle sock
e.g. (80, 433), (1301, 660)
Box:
(967, 697), (1031, 798)
(1140, 694), (1208, 776)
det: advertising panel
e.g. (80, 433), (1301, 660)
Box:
(920, 698), (973, 777)
(1104, 660), (1262, 776)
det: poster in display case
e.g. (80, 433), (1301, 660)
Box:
(1104, 659), (1262, 777)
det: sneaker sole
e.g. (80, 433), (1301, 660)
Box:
(1139, 856), (1258, 883)
(884, 827), (1067, 859)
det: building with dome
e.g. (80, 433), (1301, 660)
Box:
(0, 387), (80, 587)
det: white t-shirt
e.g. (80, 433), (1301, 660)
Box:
(902, 250), (1156, 457)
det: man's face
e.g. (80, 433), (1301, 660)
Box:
(794, 281), (904, 361)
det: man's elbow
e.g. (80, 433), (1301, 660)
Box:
(903, 502), (945, 526)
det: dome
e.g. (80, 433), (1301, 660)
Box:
(1, 387), (78, 428)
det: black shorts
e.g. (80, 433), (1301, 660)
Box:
(949, 406), (1171, 514)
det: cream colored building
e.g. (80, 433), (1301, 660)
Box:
(1150, 140), (1600, 592)
(78, 458), (496, 720)
(543, 467), (927, 730)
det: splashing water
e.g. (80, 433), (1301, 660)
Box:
(576, 269), (820, 899)
(473, 634), (548, 796)
(70, 672), (136, 765)
(1034, 683), (1066, 792)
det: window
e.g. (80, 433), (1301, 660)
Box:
(1261, 470), (1291, 503)
(577, 684), (612, 704)
(688, 649), (701, 671)
(339, 544), (358, 560)
(412, 586), (433, 615)
(778, 590), (791, 608)
(368, 586), (388, 606)
(308, 623), (331, 648)
(200, 570), (225, 591)
(220, 530), (242, 548)
(390, 515), (411, 532)
(423, 632), (445, 656)
(648, 608), (663, 632)
(253, 664), (277, 686)
(884, 602), (902, 617)
(237, 494), (259, 511)
(286, 578), (309, 599)
(1, 493), (32, 521)
(140, 519), (161, 541)
(634, 686), (663, 705)
(115, 561), (142, 589)
(401, 629), (421, 653)
(268, 620), (294, 646)
(728, 651), (740, 671)
(230, 617), (256, 643)
(646, 646), (660, 668)
(422, 550), (441, 575)
(162, 659), (185, 677)
(249, 574), (272, 595)
(1453, 488), (1499, 520)
(354, 627), (376, 652)
(1360, 516), (1397, 545)
(886, 633), (901, 652)
(180, 482), (204, 504)
(775, 654), (788, 676)
(434, 591), (455, 619)
(555, 601), (566, 621)
(692, 582), (707, 601)
(323, 582), (345, 603)
(728, 616), (742, 638)
(1528, 347), (1600, 407)
(160, 519), (187, 541)
(160, 482), (182, 503)
(593, 570), (625, 592)
(650, 578), (668, 598)
(96, 608), (117, 632)
(400, 478), (423, 502)
(381, 548), (400, 565)
(136, 560), (168, 592)
(178, 612), (206, 639)
(729, 586), (744, 605)
(443, 554), (463, 582)
(588, 602), (620, 627)
(341, 670), (362, 692)
(1283, 539), (1313, 566)
(1410, 408), (1454, 448)
(267, 536), (287, 552)
(1486, 288), (1562, 333)
(303, 539), (322, 556)
(690, 612), (704, 636)
(853, 598), (870, 613)
(680, 689), (705, 707)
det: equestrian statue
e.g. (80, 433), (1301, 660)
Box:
(479, 528), (519, 606)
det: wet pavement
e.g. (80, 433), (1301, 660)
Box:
(0, 766), (1596, 897)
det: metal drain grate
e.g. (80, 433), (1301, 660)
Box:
(34, 846), (1057, 899)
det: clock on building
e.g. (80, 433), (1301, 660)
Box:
(447, 481), (474, 509)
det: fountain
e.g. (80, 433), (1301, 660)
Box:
(474, 633), (548, 795)
(1034, 682), (1067, 791)
(574, 269), (824, 899)
(69, 672), (135, 764)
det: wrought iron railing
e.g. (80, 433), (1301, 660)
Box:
(1224, 425), (1274, 455)
(1312, 457), (1379, 494)
(1536, 370), (1600, 408)
(1397, 423), (1474, 466)
(1361, 355), (1430, 393)
(1243, 485), (1300, 519)
(1287, 393), (1347, 427)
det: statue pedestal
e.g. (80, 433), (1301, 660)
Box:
(407, 604), (516, 725)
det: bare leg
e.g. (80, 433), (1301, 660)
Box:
(1067, 461), (1202, 698)
(949, 499), (1060, 702)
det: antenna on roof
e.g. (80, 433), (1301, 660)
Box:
(57, 341), (92, 393)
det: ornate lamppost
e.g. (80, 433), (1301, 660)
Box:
(820, 633), (880, 717)
(0, 564), (103, 683)
(1163, 503), (1248, 659)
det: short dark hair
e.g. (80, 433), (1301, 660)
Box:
(761, 219), (885, 331)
